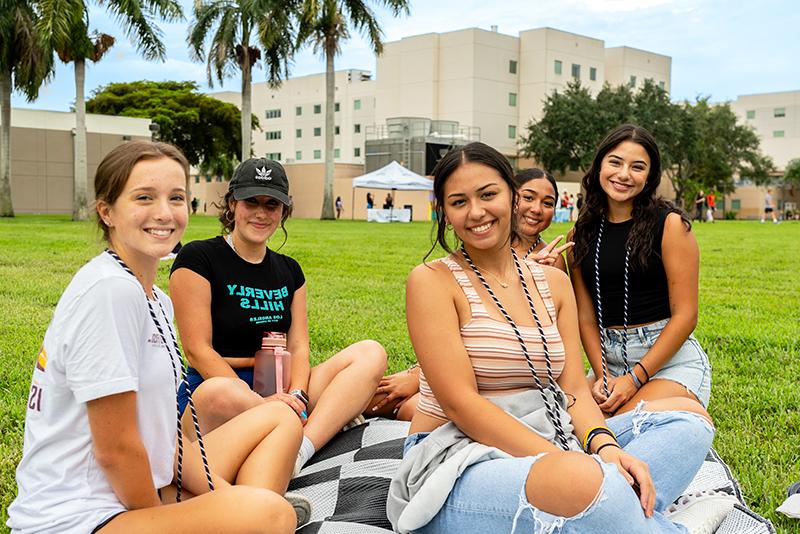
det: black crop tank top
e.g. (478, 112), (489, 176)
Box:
(580, 210), (671, 326)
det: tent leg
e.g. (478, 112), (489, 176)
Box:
(351, 187), (355, 220)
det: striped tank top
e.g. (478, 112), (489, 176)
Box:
(417, 254), (567, 421)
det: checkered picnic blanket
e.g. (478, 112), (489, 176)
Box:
(288, 419), (774, 533)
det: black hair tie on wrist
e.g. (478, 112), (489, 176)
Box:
(595, 442), (622, 455)
(635, 361), (651, 382)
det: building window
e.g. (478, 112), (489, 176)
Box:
(731, 199), (741, 210)
(265, 108), (281, 119)
(354, 147), (361, 157)
(508, 125), (517, 139)
(295, 106), (302, 116)
(354, 123), (361, 133)
(334, 148), (340, 159)
(589, 67), (597, 81)
(314, 127), (321, 137)
(295, 150), (302, 161)
(509, 60), (517, 74)
(335, 125), (340, 135)
(354, 99), (362, 110)
(335, 102), (340, 112)
(265, 130), (281, 140)
(508, 93), (517, 107)
(571, 63), (580, 79)
(629, 75), (637, 87)
(314, 104), (321, 114)
(313, 149), (321, 160)
(266, 152), (281, 160)
(205, 175), (212, 183)
(774, 107), (786, 118)
(658, 81), (665, 90)
(554, 60), (562, 75)
(746, 110), (755, 119)
(194, 175), (200, 184)
(774, 130), (785, 138)
(295, 128), (302, 138)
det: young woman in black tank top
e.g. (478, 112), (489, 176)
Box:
(569, 124), (713, 416)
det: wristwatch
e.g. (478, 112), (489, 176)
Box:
(289, 389), (309, 407)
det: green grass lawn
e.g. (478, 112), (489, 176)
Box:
(1, 214), (799, 531)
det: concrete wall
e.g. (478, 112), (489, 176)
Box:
(731, 90), (799, 170)
(6, 109), (153, 214)
(604, 47), (671, 93)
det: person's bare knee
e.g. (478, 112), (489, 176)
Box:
(219, 487), (295, 533)
(194, 377), (260, 423)
(351, 340), (388, 379)
(525, 452), (603, 517)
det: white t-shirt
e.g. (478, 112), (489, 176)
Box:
(8, 253), (179, 534)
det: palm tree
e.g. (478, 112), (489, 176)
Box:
(0, 0), (53, 217)
(298, 0), (409, 220)
(38, 0), (183, 220)
(188, 0), (301, 162)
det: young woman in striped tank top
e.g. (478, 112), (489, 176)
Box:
(389, 142), (728, 533)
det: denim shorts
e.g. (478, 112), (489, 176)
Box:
(596, 318), (712, 407)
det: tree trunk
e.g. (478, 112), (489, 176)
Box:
(0, 72), (14, 217)
(73, 58), (88, 221)
(320, 45), (335, 220)
(241, 26), (252, 162)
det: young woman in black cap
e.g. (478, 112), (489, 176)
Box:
(169, 158), (387, 475)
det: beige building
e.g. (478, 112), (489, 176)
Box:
(5, 108), (153, 214)
(724, 91), (800, 219)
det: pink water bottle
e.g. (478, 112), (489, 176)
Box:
(253, 332), (289, 396)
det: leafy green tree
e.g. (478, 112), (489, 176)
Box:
(86, 80), (257, 179)
(298, 0), (410, 220)
(521, 80), (604, 174)
(38, 0), (182, 220)
(188, 0), (300, 162)
(0, 0), (53, 216)
(784, 158), (800, 188)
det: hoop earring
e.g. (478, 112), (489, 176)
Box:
(225, 210), (235, 223)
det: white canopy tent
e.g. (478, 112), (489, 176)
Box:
(351, 161), (433, 221)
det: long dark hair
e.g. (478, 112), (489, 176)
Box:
(571, 124), (690, 270)
(426, 142), (518, 260)
(511, 168), (558, 248)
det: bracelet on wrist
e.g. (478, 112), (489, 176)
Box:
(583, 426), (617, 452)
(635, 361), (651, 383)
(289, 389), (309, 407)
(595, 442), (622, 455)
(628, 369), (642, 389)
(407, 363), (420, 373)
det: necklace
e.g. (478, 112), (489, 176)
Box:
(476, 265), (512, 288)
(523, 235), (543, 259)
(460, 246), (570, 450)
(105, 249), (215, 501)
(593, 219), (630, 397)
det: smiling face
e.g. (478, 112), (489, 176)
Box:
(98, 157), (188, 267)
(230, 195), (285, 246)
(443, 162), (513, 251)
(516, 178), (557, 240)
(598, 140), (651, 211)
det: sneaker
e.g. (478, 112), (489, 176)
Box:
(285, 491), (312, 528)
(664, 490), (738, 534)
(789, 481), (800, 496)
(342, 414), (366, 432)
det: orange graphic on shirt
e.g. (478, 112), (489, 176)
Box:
(36, 345), (47, 372)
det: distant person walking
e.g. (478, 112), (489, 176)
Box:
(335, 196), (343, 219)
(366, 192), (374, 209)
(694, 190), (705, 222)
(762, 188), (779, 223)
(705, 192), (716, 223)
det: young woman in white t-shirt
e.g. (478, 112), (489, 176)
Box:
(8, 141), (304, 534)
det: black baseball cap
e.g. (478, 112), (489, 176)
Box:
(229, 158), (291, 206)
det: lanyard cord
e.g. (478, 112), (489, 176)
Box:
(460, 246), (570, 450)
(593, 220), (630, 398)
(523, 235), (543, 260)
(105, 250), (214, 501)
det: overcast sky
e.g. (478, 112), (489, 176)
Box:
(11, 0), (799, 111)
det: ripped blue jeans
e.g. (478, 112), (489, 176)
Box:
(406, 405), (714, 533)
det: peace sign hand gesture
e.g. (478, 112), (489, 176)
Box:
(532, 235), (574, 266)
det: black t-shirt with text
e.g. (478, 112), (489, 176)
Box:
(170, 236), (305, 359)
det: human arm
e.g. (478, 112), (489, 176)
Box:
(406, 263), (560, 456)
(286, 284), (311, 405)
(547, 267), (656, 516)
(169, 268), (241, 379)
(369, 365), (420, 415)
(597, 213), (700, 413)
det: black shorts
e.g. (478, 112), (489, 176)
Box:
(765, 207), (774, 213)
(91, 511), (124, 533)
